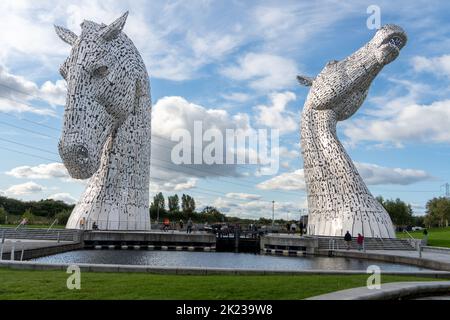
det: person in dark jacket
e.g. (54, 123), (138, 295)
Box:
(344, 231), (352, 250)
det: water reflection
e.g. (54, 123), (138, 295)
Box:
(32, 250), (431, 271)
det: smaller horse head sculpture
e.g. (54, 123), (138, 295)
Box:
(55, 12), (152, 230)
(55, 12), (150, 179)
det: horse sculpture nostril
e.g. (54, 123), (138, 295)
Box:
(60, 144), (90, 167)
(75, 146), (89, 161)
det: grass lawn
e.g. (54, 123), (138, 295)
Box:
(0, 268), (437, 300)
(396, 227), (450, 248)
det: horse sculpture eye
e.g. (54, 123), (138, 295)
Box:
(93, 66), (109, 78)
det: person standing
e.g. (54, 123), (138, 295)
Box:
(422, 228), (429, 246)
(344, 231), (352, 250)
(357, 233), (364, 251)
(299, 221), (304, 236)
(179, 219), (184, 231)
(79, 217), (86, 230)
(187, 218), (193, 234)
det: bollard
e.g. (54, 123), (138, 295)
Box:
(57, 232), (60, 243)
(418, 243), (422, 258)
(10, 242), (15, 261)
(20, 242), (24, 261)
(0, 242), (3, 261)
(1, 230), (5, 244)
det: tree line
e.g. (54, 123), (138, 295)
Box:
(376, 196), (450, 229)
(150, 192), (226, 223)
(0, 196), (74, 225)
(1, 193), (449, 229)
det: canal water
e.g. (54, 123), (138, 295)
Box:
(32, 250), (432, 271)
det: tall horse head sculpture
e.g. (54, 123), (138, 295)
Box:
(55, 12), (152, 230)
(298, 25), (407, 238)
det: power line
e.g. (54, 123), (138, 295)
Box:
(0, 146), (59, 162)
(0, 115), (300, 196)
(0, 120), (58, 139)
(0, 137), (57, 155)
(0, 109), (60, 132)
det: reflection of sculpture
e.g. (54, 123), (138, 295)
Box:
(298, 25), (407, 238)
(55, 12), (152, 230)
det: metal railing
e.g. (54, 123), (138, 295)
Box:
(0, 240), (25, 261)
(47, 219), (59, 232)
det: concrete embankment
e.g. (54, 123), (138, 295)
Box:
(2, 260), (450, 278)
(320, 249), (450, 271)
(307, 281), (450, 300)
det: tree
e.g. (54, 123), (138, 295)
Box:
(150, 192), (166, 220)
(200, 206), (225, 223)
(379, 198), (413, 227)
(424, 197), (450, 228)
(168, 194), (180, 213)
(0, 207), (7, 224)
(55, 210), (72, 225)
(181, 194), (196, 214)
(22, 209), (35, 224)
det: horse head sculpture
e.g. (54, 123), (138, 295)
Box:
(55, 12), (152, 230)
(298, 25), (407, 238)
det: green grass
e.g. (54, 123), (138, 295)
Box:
(396, 227), (450, 248)
(0, 268), (437, 300)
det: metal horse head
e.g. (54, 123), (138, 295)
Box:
(55, 12), (149, 180)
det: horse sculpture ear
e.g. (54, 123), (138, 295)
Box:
(100, 11), (129, 41)
(297, 75), (314, 87)
(54, 25), (78, 46)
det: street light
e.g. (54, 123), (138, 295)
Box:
(272, 200), (275, 229)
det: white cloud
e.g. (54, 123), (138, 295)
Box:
(48, 192), (77, 204)
(344, 99), (450, 146)
(412, 54), (450, 77)
(150, 95), (257, 192)
(226, 193), (262, 200)
(355, 162), (434, 185)
(212, 196), (304, 219)
(6, 163), (69, 179)
(257, 169), (306, 191)
(0, 65), (65, 115)
(254, 91), (298, 134)
(256, 163), (433, 191)
(3, 181), (45, 196)
(221, 92), (252, 103)
(150, 177), (198, 193)
(221, 53), (299, 91)
(39, 80), (66, 106)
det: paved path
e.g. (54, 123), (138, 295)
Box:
(0, 239), (73, 254)
(308, 281), (450, 300)
(340, 249), (450, 264)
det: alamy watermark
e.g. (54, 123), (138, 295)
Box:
(170, 121), (280, 175)
(66, 265), (81, 290)
(366, 265), (381, 290)
(367, 4), (381, 30)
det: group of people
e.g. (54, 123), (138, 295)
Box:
(344, 231), (365, 250)
(162, 218), (193, 233)
(286, 222), (306, 236)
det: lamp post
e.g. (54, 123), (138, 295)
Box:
(272, 201), (275, 229)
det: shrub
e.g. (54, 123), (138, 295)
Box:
(0, 207), (7, 224)
(55, 210), (72, 225)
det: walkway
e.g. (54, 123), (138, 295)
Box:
(307, 281), (450, 300)
(330, 248), (450, 271)
(1, 239), (74, 254)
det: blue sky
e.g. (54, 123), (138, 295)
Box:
(0, 0), (449, 220)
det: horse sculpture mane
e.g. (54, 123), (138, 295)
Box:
(299, 25), (407, 238)
(55, 12), (152, 230)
